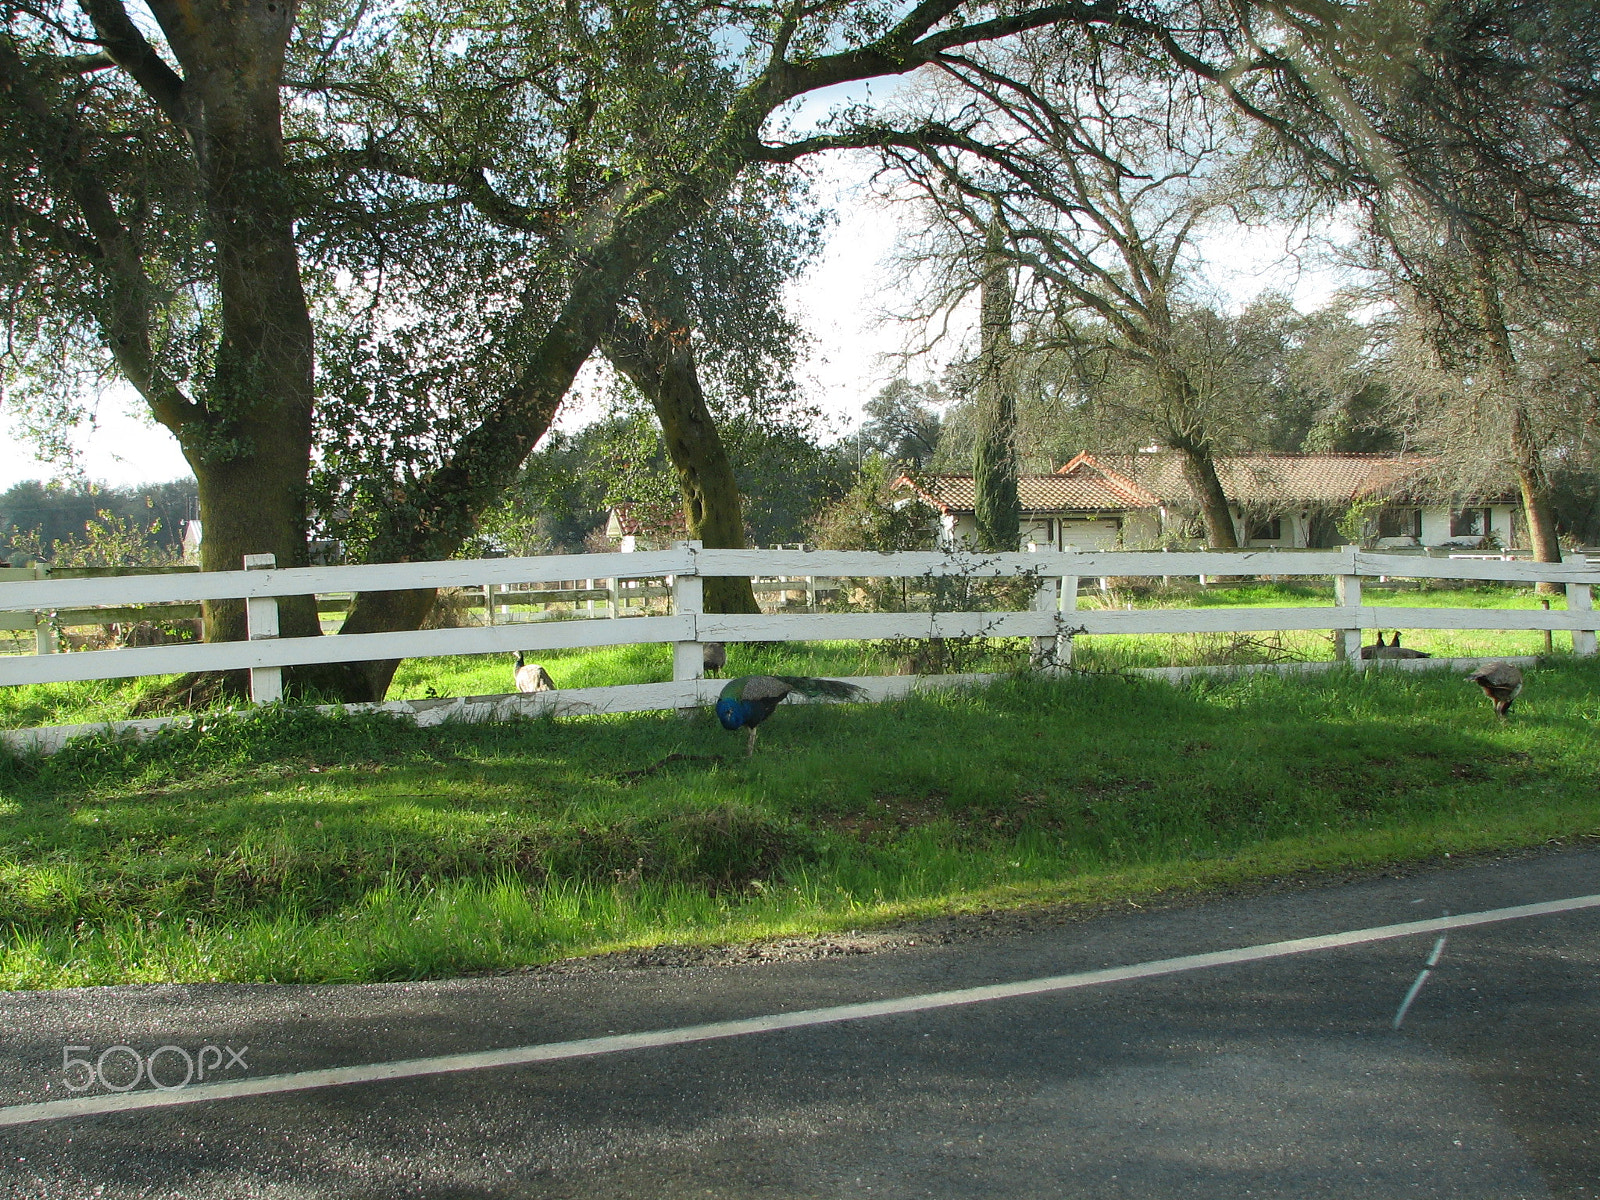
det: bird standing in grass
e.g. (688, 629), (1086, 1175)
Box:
(702, 642), (727, 677)
(1468, 660), (1523, 718)
(1365, 631), (1431, 660)
(513, 651), (555, 693)
(715, 675), (866, 756)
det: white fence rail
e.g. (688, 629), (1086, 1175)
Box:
(0, 544), (1594, 747)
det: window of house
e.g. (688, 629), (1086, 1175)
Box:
(1246, 516), (1282, 541)
(1450, 507), (1488, 537)
(1376, 507), (1422, 538)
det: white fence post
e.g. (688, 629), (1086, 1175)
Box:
(33, 611), (58, 655)
(243, 553), (283, 704)
(1333, 549), (1362, 662)
(1059, 558), (1080, 666)
(1028, 546), (1059, 669)
(1566, 554), (1596, 657)
(28, 565), (57, 654)
(671, 542), (704, 708)
(1030, 547), (1078, 669)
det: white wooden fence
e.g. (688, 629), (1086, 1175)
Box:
(0, 545), (1595, 753)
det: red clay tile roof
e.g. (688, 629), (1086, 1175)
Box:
(908, 453), (1439, 513)
(1094, 452), (1431, 507)
(907, 473), (1146, 514)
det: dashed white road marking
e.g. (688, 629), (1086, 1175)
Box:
(3, 891), (1598, 1129)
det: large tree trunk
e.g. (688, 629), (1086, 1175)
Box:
(973, 219), (1021, 553)
(1470, 252), (1563, 591)
(1169, 435), (1239, 549)
(332, 587), (440, 700)
(603, 315), (761, 615)
(189, 37), (319, 644)
(330, 323), (605, 701)
(100, 1), (362, 710)
(1511, 403), (1564, 592)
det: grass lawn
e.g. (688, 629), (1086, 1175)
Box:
(2, 659), (1597, 989)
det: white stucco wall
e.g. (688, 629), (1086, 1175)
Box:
(1418, 506), (1450, 546)
(944, 503), (1525, 552)
(946, 514), (1124, 551)
(1021, 517), (1054, 548)
(1418, 504), (1519, 548)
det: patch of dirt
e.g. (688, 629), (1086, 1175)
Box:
(817, 792), (951, 842)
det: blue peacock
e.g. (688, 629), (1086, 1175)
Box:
(715, 675), (866, 756)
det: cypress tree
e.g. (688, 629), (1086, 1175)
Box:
(973, 220), (1020, 551)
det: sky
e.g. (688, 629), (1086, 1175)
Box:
(0, 82), (1353, 493)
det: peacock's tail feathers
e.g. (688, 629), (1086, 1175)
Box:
(723, 674), (868, 704)
(771, 675), (867, 702)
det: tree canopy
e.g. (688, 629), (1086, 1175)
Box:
(8, 0), (1600, 697)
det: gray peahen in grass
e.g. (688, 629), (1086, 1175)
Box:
(513, 651), (555, 693)
(1362, 631), (1431, 660)
(702, 642), (727, 677)
(1468, 660), (1523, 718)
(715, 674), (866, 756)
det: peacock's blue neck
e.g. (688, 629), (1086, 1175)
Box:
(715, 697), (750, 731)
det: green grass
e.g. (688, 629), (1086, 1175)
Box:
(0, 675), (188, 733)
(2, 659), (1598, 988)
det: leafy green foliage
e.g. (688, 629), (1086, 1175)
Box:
(855, 379), (946, 469)
(726, 414), (856, 546)
(809, 455), (933, 553)
(972, 414), (1021, 551)
(466, 410), (854, 557)
(7, 511), (179, 570)
(1, 479), (195, 566)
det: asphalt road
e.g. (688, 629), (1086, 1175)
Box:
(0, 846), (1597, 1199)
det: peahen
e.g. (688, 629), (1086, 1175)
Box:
(702, 642), (727, 677)
(1468, 660), (1523, 718)
(715, 674), (866, 756)
(513, 651), (555, 693)
(1363, 631), (1431, 660)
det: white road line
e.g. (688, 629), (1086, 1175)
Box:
(3, 891), (1598, 1129)
(1392, 935), (1449, 1029)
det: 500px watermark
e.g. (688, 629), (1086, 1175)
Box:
(61, 1044), (250, 1093)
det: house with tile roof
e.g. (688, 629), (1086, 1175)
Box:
(904, 452), (1521, 551)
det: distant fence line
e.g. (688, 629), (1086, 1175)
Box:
(0, 544), (1594, 754)
(0, 559), (841, 651)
